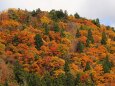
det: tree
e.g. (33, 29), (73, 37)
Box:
(92, 18), (100, 27)
(53, 23), (60, 32)
(14, 61), (26, 85)
(87, 29), (94, 43)
(102, 55), (112, 73)
(26, 73), (41, 86)
(101, 32), (107, 45)
(76, 29), (81, 38)
(75, 74), (81, 86)
(74, 12), (80, 19)
(66, 73), (75, 86)
(42, 73), (53, 86)
(34, 34), (43, 50)
(12, 35), (19, 46)
(64, 60), (70, 73)
(76, 41), (84, 53)
(60, 29), (65, 37)
(84, 62), (91, 71)
(8, 9), (19, 21)
(53, 74), (66, 86)
(44, 24), (49, 35)
(49, 10), (67, 21)
(86, 38), (90, 47)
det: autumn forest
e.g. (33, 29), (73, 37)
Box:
(0, 8), (115, 86)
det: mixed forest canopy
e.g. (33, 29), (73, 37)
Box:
(0, 8), (115, 86)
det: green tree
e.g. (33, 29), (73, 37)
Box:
(74, 12), (80, 19)
(84, 62), (91, 71)
(60, 29), (65, 37)
(26, 73), (41, 86)
(53, 74), (66, 86)
(103, 56), (112, 73)
(86, 38), (90, 47)
(44, 24), (49, 35)
(64, 60), (70, 73)
(76, 41), (84, 53)
(42, 73), (53, 86)
(66, 73), (75, 86)
(14, 61), (26, 85)
(101, 32), (107, 45)
(49, 10), (67, 21)
(76, 29), (81, 38)
(12, 35), (19, 46)
(87, 29), (94, 43)
(75, 74), (81, 86)
(92, 18), (100, 27)
(34, 34), (43, 50)
(8, 9), (19, 21)
(53, 23), (60, 32)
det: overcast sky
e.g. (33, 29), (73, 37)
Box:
(0, 0), (115, 27)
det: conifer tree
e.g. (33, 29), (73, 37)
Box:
(53, 74), (66, 86)
(54, 23), (60, 32)
(76, 41), (84, 53)
(74, 12), (80, 19)
(86, 38), (90, 47)
(34, 34), (43, 50)
(101, 32), (107, 45)
(26, 73), (41, 86)
(75, 74), (81, 85)
(64, 60), (70, 73)
(103, 55), (112, 73)
(42, 73), (53, 86)
(87, 29), (94, 43)
(84, 62), (91, 71)
(66, 73), (75, 86)
(44, 24), (49, 35)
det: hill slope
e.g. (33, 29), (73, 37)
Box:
(0, 8), (115, 86)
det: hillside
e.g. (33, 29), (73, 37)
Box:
(0, 8), (115, 86)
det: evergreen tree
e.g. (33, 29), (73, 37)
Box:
(64, 60), (70, 73)
(92, 18), (100, 27)
(87, 29), (94, 43)
(34, 34), (43, 50)
(101, 32), (107, 45)
(76, 29), (81, 38)
(103, 55), (112, 73)
(95, 18), (100, 27)
(60, 29), (65, 37)
(86, 38), (90, 47)
(54, 23), (60, 32)
(74, 12), (80, 19)
(12, 35), (19, 46)
(76, 41), (84, 53)
(42, 73), (53, 86)
(8, 9), (18, 21)
(53, 74), (66, 86)
(66, 73), (75, 86)
(26, 73), (41, 86)
(84, 62), (91, 71)
(14, 61), (26, 85)
(44, 24), (49, 35)
(75, 74), (81, 85)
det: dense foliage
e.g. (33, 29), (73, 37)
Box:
(0, 8), (115, 86)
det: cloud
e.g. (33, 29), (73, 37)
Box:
(0, 0), (115, 27)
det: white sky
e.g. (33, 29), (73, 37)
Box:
(0, 0), (115, 27)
